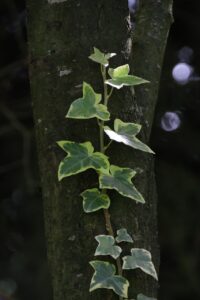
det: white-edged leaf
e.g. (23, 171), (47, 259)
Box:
(81, 189), (110, 213)
(89, 260), (129, 298)
(137, 294), (157, 300)
(66, 82), (110, 121)
(104, 119), (154, 154)
(57, 141), (109, 180)
(106, 64), (149, 89)
(99, 165), (145, 203)
(89, 47), (116, 67)
(122, 248), (158, 280)
(95, 235), (122, 259)
(116, 228), (133, 243)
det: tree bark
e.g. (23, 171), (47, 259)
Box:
(27, 1), (173, 300)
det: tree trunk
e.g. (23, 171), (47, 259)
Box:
(27, 1), (173, 299)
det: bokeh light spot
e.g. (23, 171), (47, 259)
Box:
(161, 112), (181, 132)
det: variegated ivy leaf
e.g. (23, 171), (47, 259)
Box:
(105, 64), (149, 89)
(95, 235), (122, 259)
(116, 228), (133, 243)
(57, 141), (109, 180)
(89, 260), (129, 298)
(81, 188), (110, 213)
(104, 119), (154, 154)
(137, 294), (157, 300)
(122, 248), (158, 280)
(89, 47), (116, 67)
(99, 165), (145, 203)
(66, 82), (110, 121)
(124, 295), (157, 300)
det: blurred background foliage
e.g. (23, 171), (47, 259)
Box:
(0, 0), (199, 299)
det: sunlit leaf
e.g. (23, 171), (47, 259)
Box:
(89, 260), (129, 298)
(106, 64), (149, 89)
(95, 235), (122, 259)
(57, 141), (109, 180)
(81, 188), (110, 213)
(137, 294), (157, 300)
(99, 165), (145, 203)
(116, 228), (133, 243)
(89, 47), (116, 67)
(104, 119), (154, 153)
(66, 82), (110, 121)
(105, 52), (117, 60)
(122, 248), (158, 280)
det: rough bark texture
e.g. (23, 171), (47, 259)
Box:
(27, 0), (173, 299)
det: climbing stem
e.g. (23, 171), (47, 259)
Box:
(100, 65), (123, 300)
(107, 87), (113, 100)
(99, 121), (104, 155)
(103, 209), (123, 278)
(101, 64), (108, 106)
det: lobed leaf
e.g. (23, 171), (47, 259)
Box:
(116, 228), (133, 243)
(81, 188), (110, 213)
(89, 260), (129, 298)
(104, 119), (154, 153)
(122, 248), (158, 280)
(66, 82), (110, 121)
(99, 165), (145, 203)
(89, 47), (116, 67)
(126, 295), (157, 300)
(95, 235), (122, 259)
(106, 64), (149, 89)
(137, 294), (157, 300)
(57, 141), (109, 180)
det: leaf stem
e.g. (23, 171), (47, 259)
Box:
(107, 87), (114, 100)
(104, 140), (113, 152)
(100, 65), (123, 300)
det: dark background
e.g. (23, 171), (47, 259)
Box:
(0, 0), (199, 299)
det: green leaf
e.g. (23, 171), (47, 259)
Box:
(106, 64), (149, 89)
(137, 294), (157, 300)
(66, 82), (110, 121)
(95, 235), (122, 259)
(89, 260), (129, 298)
(58, 141), (109, 180)
(104, 119), (154, 154)
(89, 47), (116, 67)
(122, 248), (158, 280)
(81, 189), (110, 213)
(116, 228), (133, 243)
(99, 165), (145, 203)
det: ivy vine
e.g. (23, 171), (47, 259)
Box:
(58, 47), (158, 300)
